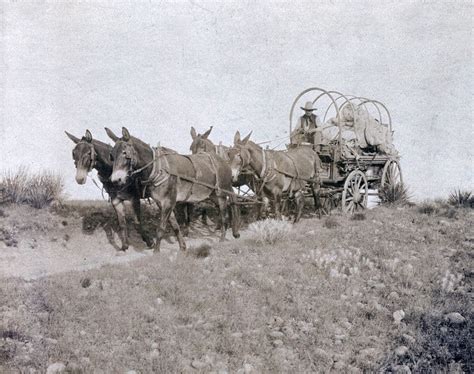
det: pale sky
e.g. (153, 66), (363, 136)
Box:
(1, 0), (472, 200)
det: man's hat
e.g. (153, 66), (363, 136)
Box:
(300, 101), (317, 111)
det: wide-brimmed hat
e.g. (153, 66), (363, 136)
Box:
(300, 101), (317, 111)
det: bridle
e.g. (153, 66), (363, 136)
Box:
(231, 145), (253, 176)
(73, 140), (97, 172)
(113, 141), (139, 177)
(233, 143), (271, 178)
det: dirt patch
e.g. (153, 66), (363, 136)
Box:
(0, 202), (242, 280)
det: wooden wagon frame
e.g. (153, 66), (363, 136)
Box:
(289, 87), (403, 214)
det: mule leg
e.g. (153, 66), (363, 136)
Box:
(310, 183), (323, 218)
(154, 201), (173, 254)
(215, 194), (228, 242)
(169, 210), (186, 251)
(260, 196), (270, 220)
(176, 203), (190, 237)
(132, 196), (154, 248)
(111, 197), (129, 251)
(294, 190), (305, 223)
(274, 193), (283, 220)
(228, 194), (240, 238)
(281, 197), (288, 218)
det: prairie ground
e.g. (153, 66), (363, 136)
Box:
(0, 200), (472, 373)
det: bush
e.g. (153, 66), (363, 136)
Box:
(323, 216), (339, 228)
(351, 213), (366, 221)
(379, 183), (411, 206)
(248, 218), (292, 245)
(448, 189), (473, 208)
(0, 167), (64, 209)
(418, 201), (441, 216)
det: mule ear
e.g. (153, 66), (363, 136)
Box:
(190, 126), (197, 140)
(202, 126), (213, 139)
(122, 127), (131, 141)
(104, 127), (120, 142)
(84, 129), (93, 143)
(65, 131), (80, 144)
(234, 131), (241, 145)
(241, 131), (252, 145)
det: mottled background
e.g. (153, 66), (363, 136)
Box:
(1, 0), (472, 200)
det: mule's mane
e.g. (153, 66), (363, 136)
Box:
(91, 139), (113, 168)
(129, 135), (153, 153)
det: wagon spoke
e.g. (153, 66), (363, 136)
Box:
(348, 200), (355, 213)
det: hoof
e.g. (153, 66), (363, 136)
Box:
(145, 239), (154, 248)
(233, 233), (240, 239)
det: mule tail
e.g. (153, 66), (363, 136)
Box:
(228, 193), (241, 238)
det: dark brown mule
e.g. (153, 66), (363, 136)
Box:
(105, 127), (195, 236)
(228, 131), (321, 223)
(65, 130), (154, 251)
(110, 127), (240, 252)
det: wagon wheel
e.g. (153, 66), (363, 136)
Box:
(381, 159), (403, 188)
(342, 170), (368, 213)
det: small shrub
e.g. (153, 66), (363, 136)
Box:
(448, 189), (473, 208)
(80, 278), (92, 288)
(191, 243), (211, 258)
(0, 227), (18, 247)
(0, 167), (64, 209)
(323, 216), (339, 228)
(379, 183), (411, 206)
(249, 218), (292, 245)
(418, 201), (440, 216)
(351, 213), (366, 221)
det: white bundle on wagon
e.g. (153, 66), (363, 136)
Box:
(336, 103), (398, 156)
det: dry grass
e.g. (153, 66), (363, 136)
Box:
(0, 167), (64, 209)
(0, 199), (472, 373)
(248, 218), (292, 245)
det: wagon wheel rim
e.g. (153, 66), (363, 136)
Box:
(381, 160), (403, 188)
(342, 170), (368, 214)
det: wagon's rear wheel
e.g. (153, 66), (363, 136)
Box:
(342, 170), (368, 213)
(381, 159), (403, 188)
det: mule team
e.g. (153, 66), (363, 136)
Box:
(66, 126), (322, 252)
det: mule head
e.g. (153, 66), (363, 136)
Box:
(229, 131), (256, 182)
(110, 127), (140, 185)
(189, 126), (214, 154)
(228, 145), (252, 183)
(233, 130), (252, 146)
(68, 130), (96, 185)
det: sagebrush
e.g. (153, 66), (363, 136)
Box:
(0, 167), (64, 208)
(248, 218), (292, 245)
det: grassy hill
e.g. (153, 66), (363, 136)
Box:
(0, 199), (472, 373)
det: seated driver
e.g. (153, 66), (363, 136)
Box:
(291, 101), (322, 148)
